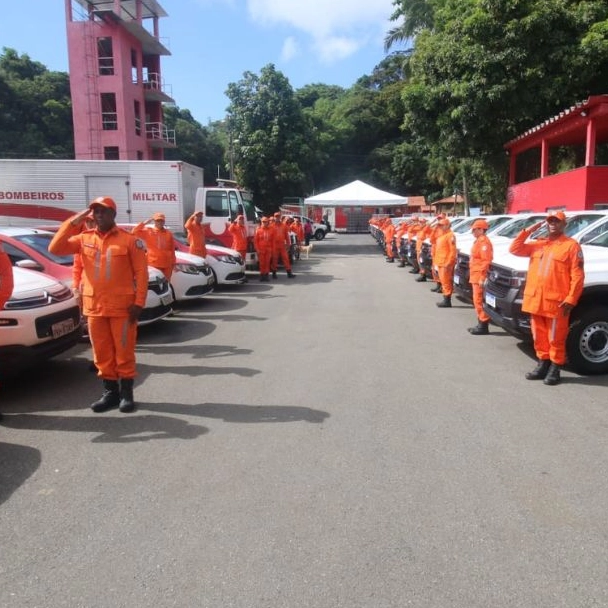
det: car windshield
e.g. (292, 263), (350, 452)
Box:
(13, 233), (73, 266)
(452, 218), (477, 233)
(532, 214), (608, 239)
(494, 215), (546, 238)
(585, 228), (608, 248)
(173, 231), (188, 246)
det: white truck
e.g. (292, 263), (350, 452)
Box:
(0, 160), (259, 268)
(0, 159), (204, 227)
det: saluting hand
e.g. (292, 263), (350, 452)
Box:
(70, 208), (93, 227)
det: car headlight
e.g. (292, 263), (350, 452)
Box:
(211, 254), (239, 264)
(174, 263), (201, 275)
(508, 271), (527, 288)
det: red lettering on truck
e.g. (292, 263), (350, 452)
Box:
(0, 191), (65, 201)
(132, 193), (177, 202)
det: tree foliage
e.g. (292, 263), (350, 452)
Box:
(0, 48), (73, 158)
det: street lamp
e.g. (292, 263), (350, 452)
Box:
(453, 187), (460, 216)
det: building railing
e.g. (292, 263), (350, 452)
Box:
(145, 122), (176, 145)
(142, 72), (172, 98)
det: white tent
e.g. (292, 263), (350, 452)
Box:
(304, 180), (408, 207)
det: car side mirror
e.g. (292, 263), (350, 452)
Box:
(15, 259), (44, 271)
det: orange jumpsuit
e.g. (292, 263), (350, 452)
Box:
(433, 229), (457, 296)
(184, 215), (207, 257)
(293, 221), (305, 245)
(254, 224), (274, 275)
(510, 229), (584, 365)
(49, 220), (148, 380)
(0, 247), (14, 309)
(271, 220), (292, 272)
(228, 221), (249, 260)
(383, 222), (396, 259)
(429, 223), (443, 282)
(132, 222), (176, 280)
(469, 234), (493, 323)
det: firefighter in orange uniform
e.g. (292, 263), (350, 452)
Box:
(292, 217), (305, 246)
(429, 214), (446, 292)
(228, 214), (249, 261)
(271, 212), (295, 279)
(433, 218), (457, 307)
(133, 212), (176, 280)
(49, 196), (148, 412)
(509, 210), (584, 385)
(467, 218), (494, 335)
(383, 219), (396, 262)
(254, 216), (274, 281)
(184, 211), (207, 257)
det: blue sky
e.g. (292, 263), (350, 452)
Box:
(0, 0), (403, 125)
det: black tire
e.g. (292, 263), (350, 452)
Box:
(314, 229), (326, 241)
(566, 305), (608, 375)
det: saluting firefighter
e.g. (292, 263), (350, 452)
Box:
(49, 196), (148, 412)
(184, 211), (207, 257)
(133, 212), (176, 281)
(467, 218), (494, 335)
(509, 210), (584, 385)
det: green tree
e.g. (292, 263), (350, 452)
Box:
(0, 48), (73, 158)
(163, 106), (224, 183)
(226, 64), (316, 211)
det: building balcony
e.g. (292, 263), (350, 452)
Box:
(146, 122), (176, 148)
(142, 72), (174, 103)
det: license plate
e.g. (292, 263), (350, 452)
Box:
(454, 274), (460, 285)
(161, 293), (173, 306)
(52, 318), (75, 338)
(485, 293), (496, 308)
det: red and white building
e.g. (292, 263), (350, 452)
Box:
(505, 95), (608, 213)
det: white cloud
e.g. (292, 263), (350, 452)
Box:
(247, 0), (393, 62)
(280, 36), (299, 62)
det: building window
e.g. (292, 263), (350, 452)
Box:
(137, 151), (144, 160)
(101, 93), (117, 130)
(97, 37), (114, 75)
(131, 48), (138, 84)
(134, 100), (141, 136)
(104, 146), (120, 160)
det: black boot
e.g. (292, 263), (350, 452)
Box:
(118, 378), (136, 413)
(408, 268), (418, 274)
(430, 283), (442, 293)
(287, 271), (296, 278)
(90, 379), (120, 412)
(415, 274), (427, 282)
(468, 321), (489, 335)
(543, 363), (561, 386)
(398, 261), (406, 268)
(386, 257), (395, 263)
(272, 271), (277, 279)
(436, 296), (452, 308)
(525, 359), (551, 380)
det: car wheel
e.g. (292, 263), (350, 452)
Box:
(210, 268), (219, 288)
(314, 229), (325, 241)
(566, 305), (608, 375)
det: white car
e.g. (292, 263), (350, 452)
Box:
(171, 251), (215, 301)
(172, 232), (246, 286)
(205, 244), (246, 285)
(0, 267), (83, 375)
(140, 267), (174, 325)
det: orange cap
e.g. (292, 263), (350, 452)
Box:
(546, 210), (566, 222)
(471, 219), (489, 230)
(153, 212), (165, 221)
(89, 196), (117, 212)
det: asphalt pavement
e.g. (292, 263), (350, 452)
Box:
(1, 233), (607, 608)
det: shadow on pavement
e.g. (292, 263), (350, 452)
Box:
(0, 442), (41, 505)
